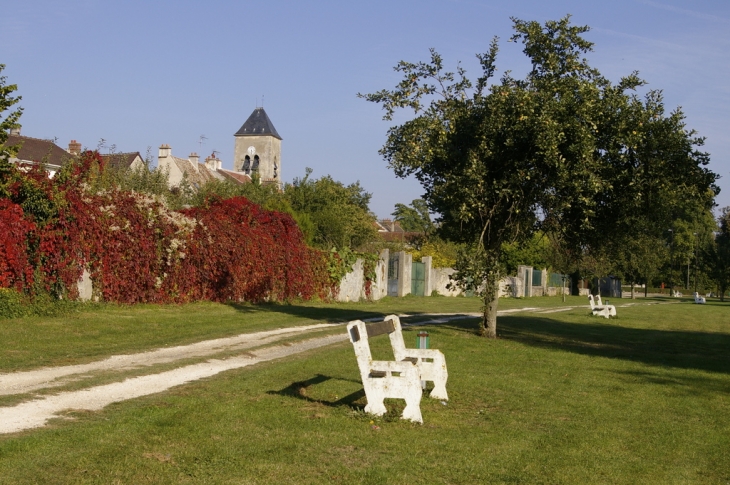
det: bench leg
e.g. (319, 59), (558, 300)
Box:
(363, 385), (387, 416)
(402, 389), (423, 423)
(430, 381), (448, 401)
(365, 394), (387, 416)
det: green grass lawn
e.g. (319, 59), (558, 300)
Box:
(1, 296), (729, 483)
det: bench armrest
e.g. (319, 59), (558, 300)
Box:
(398, 348), (445, 363)
(368, 360), (419, 377)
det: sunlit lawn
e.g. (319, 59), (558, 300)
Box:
(0, 296), (729, 483)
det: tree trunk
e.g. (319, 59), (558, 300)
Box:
(481, 289), (498, 338)
(631, 283), (635, 299)
(480, 269), (500, 338)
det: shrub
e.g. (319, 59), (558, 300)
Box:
(0, 287), (25, 318)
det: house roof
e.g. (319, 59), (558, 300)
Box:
(218, 169), (252, 185)
(234, 107), (282, 140)
(376, 219), (406, 233)
(170, 156), (226, 187)
(101, 152), (143, 170)
(3, 134), (75, 168)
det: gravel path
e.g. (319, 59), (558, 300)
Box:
(0, 323), (340, 397)
(0, 333), (347, 434)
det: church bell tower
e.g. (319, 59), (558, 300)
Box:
(233, 107), (282, 186)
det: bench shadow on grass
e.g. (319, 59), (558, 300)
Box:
(266, 373), (367, 411)
(439, 315), (730, 377)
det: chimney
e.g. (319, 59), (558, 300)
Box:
(158, 144), (171, 159)
(204, 153), (218, 172)
(185, 152), (198, 173)
(217, 160), (222, 170)
(9, 127), (20, 136)
(68, 140), (82, 155)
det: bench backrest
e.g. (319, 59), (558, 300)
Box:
(384, 315), (409, 361)
(362, 316), (411, 362)
(347, 318), (403, 368)
(348, 320), (390, 367)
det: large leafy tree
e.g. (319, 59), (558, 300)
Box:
(588, 88), (718, 294)
(361, 16), (717, 337)
(286, 168), (377, 251)
(709, 208), (730, 301)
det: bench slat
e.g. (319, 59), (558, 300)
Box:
(366, 319), (395, 338)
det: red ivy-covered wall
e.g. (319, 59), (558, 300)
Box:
(0, 199), (36, 291)
(0, 151), (332, 303)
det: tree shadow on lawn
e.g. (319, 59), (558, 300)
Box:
(224, 301), (450, 324)
(439, 315), (730, 376)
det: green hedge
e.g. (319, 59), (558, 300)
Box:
(0, 288), (82, 319)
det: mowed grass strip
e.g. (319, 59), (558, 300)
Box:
(0, 299), (729, 484)
(0, 294), (683, 373)
(0, 296), (487, 372)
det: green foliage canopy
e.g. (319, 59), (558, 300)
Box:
(710, 208), (730, 301)
(392, 198), (434, 236)
(286, 168), (377, 251)
(361, 16), (719, 337)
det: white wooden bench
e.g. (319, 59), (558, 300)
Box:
(588, 294), (616, 318)
(347, 319), (424, 422)
(694, 292), (706, 304)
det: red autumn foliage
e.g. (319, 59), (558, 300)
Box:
(180, 196), (332, 302)
(0, 150), (333, 303)
(0, 199), (36, 291)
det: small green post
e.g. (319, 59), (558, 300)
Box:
(417, 331), (430, 349)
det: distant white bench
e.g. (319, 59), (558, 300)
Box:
(694, 292), (706, 304)
(588, 294), (616, 318)
(346, 316), (449, 423)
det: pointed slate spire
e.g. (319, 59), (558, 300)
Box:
(234, 107), (282, 140)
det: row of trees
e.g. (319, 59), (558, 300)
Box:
(363, 16), (721, 337)
(392, 196), (730, 300)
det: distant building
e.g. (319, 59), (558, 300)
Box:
(375, 219), (420, 243)
(1, 131), (76, 177)
(101, 152), (145, 171)
(233, 107), (281, 187)
(157, 145), (251, 190)
(157, 107), (282, 191)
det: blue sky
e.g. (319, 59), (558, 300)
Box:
(2, 0), (729, 218)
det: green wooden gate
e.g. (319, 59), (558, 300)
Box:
(411, 261), (426, 296)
